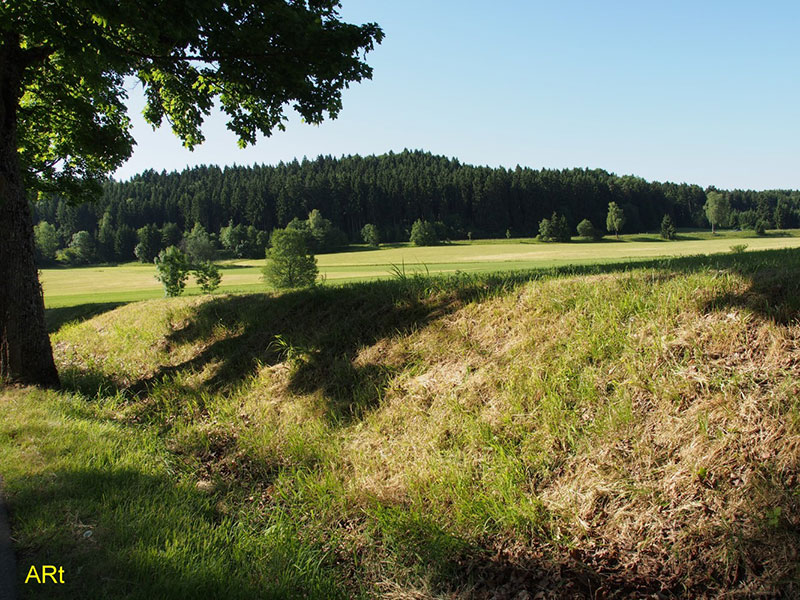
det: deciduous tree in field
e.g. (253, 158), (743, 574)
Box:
(361, 223), (380, 247)
(576, 218), (599, 240)
(154, 246), (191, 298)
(704, 191), (731, 234)
(606, 202), (625, 239)
(410, 219), (438, 246)
(0, 1), (382, 385)
(263, 228), (318, 289)
(34, 221), (59, 264)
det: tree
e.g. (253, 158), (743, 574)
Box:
(193, 261), (222, 294)
(704, 191), (731, 234)
(361, 223), (380, 246)
(220, 221), (248, 257)
(61, 230), (94, 264)
(606, 202), (625, 239)
(33, 221), (59, 264)
(114, 225), (137, 262)
(307, 208), (347, 252)
(96, 211), (115, 262)
(154, 246), (190, 297)
(0, 2), (383, 385)
(538, 218), (552, 241)
(539, 212), (569, 242)
(660, 215), (676, 240)
(134, 224), (161, 263)
(576, 218), (599, 240)
(774, 200), (791, 229)
(410, 219), (438, 246)
(182, 223), (216, 263)
(263, 228), (318, 289)
(161, 223), (182, 250)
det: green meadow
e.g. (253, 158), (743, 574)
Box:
(40, 230), (800, 309)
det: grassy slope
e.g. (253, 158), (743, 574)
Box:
(3, 249), (800, 598)
(40, 230), (800, 308)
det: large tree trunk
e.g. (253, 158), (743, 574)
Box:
(0, 38), (59, 387)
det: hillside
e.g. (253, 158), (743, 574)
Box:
(2, 249), (800, 598)
(33, 151), (800, 264)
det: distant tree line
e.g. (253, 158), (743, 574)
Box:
(31, 150), (800, 264)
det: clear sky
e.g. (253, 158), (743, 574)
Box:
(114, 0), (800, 191)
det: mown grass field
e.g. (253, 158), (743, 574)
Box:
(40, 230), (800, 309)
(3, 248), (800, 598)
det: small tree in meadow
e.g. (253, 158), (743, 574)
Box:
(263, 228), (318, 288)
(539, 212), (570, 242)
(660, 215), (677, 240)
(576, 218), (600, 240)
(409, 219), (438, 246)
(361, 223), (380, 246)
(538, 217), (551, 241)
(193, 262), (222, 293)
(704, 191), (731, 234)
(606, 202), (625, 239)
(155, 246), (191, 297)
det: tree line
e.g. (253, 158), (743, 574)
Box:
(31, 150), (800, 264)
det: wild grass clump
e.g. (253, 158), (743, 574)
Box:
(3, 248), (800, 598)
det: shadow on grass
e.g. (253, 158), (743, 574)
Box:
(45, 302), (129, 333)
(61, 248), (800, 424)
(9, 467), (344, 600)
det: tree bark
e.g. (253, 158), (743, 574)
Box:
(0, 37), (59, 387)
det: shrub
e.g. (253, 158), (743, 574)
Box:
(576, 218), (599, 240)
(193, 261), (222, 293)
(538, 218), (551, 241)
(154, 246), (190, 297)
(361, 223), (380, 246)
(410, 219), (438, 246)
(263, 228), (318, 288)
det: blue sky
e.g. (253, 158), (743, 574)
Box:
(114, 1), (800, 190)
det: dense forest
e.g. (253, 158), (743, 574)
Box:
(32, 150), (800, 263)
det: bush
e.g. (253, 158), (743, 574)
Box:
(576, 218), (599, 240)
(361, 223), (380, 246)
(410, 219), (438, 246)
(154, 246), (190, 297)
(538, 218), (551, 241)
(193, 261), (222, 293)
(263, 228), (318, 289)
